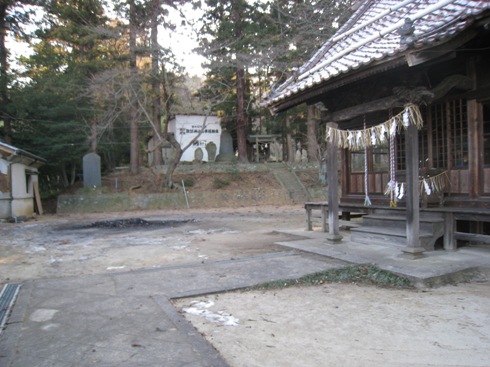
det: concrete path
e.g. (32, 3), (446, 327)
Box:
(2, 222), (489, 366)
(0, 250), (346, 367)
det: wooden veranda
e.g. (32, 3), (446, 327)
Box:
(265, 0), (490, 255)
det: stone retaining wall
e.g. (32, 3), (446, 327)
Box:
(57, 188), (292, 214)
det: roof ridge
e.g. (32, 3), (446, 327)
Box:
(298, 0), (374, 76)
(298, 0), (458, 82)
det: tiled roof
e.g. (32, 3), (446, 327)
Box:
(265, 0), (490, 111)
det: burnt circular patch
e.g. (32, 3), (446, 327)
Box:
(88, 218), (191, 228)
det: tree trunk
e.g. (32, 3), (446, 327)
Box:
(236, 66), (248, 163)
(61, 165), (69, 188)
(91, 118), (97, 152)
(285, 114), (295, 162)
(70, 163), (77, 186)
(150, 0), (163, 166)
(165, 134), (182, 189)
(232, 1), (248, 163)
(161, 66), (178, 188)
(307, 105), (320, 162)
(129, 0), (140, 174)
(0, 3), (11, 144)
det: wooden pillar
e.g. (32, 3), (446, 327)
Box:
(326, 122), (342, 242)
(403, 123), (425, 256)
(468, 99), (481, 198)
(443, 212), (456, 251)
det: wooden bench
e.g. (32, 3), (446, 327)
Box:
(304, 202), (365, 232)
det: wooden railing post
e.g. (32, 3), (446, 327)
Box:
(326, 122), (343, 242)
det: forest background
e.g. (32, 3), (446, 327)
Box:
(0, 0), (355, 196)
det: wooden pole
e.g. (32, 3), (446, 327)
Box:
(326, 122), (343, 242)
(403, 123), (424, 256)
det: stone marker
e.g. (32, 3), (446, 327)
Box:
(216, 128), (235, 162)
(83, 152), (101, 188)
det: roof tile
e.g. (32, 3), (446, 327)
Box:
(266, 0), (490, 109)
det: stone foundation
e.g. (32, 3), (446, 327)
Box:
(57, 188), (292, 213)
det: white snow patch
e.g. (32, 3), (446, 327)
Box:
(107, 266), (126, 270)
(26, 245), (46, 254)
(30, 309), (58, 322)
(172, 245), (189, 250)
(187, 228), (239, 235)
(182, 300), (239, 326)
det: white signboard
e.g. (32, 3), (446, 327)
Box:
(168, 115), (222, 162)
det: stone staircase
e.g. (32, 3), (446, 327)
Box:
(269, 163), (310, 204)
(350, 208), (445, 251)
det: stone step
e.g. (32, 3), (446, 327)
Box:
(270, 164), (310, 204)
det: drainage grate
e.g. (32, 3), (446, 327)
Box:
(0, 283), (21, 334)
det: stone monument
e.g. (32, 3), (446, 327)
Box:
(83, 152), (101, 188)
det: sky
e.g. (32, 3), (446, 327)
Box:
(160, 3), (206, 77)
(7, 2), (206, 78)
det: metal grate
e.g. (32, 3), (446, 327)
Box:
(0, 283), (21, 334)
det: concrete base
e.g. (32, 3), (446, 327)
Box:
(401, 246), (425, 259)
(326, 233), (343, 243)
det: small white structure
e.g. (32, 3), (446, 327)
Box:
(0, 142), (46, 220)
(167, 115), (222, 163)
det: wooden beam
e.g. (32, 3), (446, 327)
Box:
(322, 75), (473, 122)
(324, 96), (401, 122)
(405, 29), (477, 67)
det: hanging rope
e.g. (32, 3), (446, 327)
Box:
(384, 171), (448, 198)
(389, 110), (398, 207)
(326, 104), (423, 150)
(363, 116), (372, 207)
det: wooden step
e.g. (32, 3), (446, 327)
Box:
(351, 226), (434, 248)
(362, 214), (444, 233)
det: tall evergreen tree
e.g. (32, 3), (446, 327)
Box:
(0, 0), (40, 144)
(10, 0), (111, 187)
(197, 0), (354, 162)
(198, 0), (267, 163)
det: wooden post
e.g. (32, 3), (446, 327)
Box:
(467, 99), (481, 198)
(402, 123), (424, 256)
(326, 122), (342, 242)
(305, 205), (313, 231)
(443, 212), (456, 251)
(33, 181), (43, 215)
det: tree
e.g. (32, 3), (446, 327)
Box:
(9, 74), (90, 188)
(197, 0), (354, 163)
(112, 0), (193, 173)
(9, 0), (112, 188)
(198, 0), (267, 163)
(0, 0), (39, 144)
(259, 0), (355, 161)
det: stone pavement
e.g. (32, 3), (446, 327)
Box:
(0, 250), (346, 367)
(278, 229), (490, 287)
(1, 228), (489, 366)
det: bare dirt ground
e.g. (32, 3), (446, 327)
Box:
(2, 205), (490, 366)
(0, 206), (304, 284)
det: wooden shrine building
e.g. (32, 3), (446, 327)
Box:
(265, 0), (490, 254)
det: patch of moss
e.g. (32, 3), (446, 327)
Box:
(249, 264), (413, 290)
(213, 177), (230, 189)
(182, 177), (195, 187)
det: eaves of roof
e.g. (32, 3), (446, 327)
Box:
(0, 141), (46, 167)
(265, 0), (490, 114)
